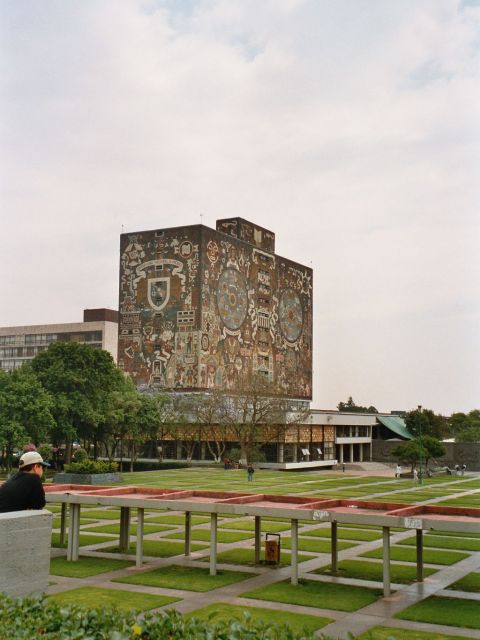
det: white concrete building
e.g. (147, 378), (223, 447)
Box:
(0, 308), (119, 370)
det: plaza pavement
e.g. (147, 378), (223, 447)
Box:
(47, 470), (480, 639)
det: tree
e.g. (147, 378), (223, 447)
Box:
(337, 397), (377, 413)
(404, 408), (446, 439)
(391, 440), (424, 473)
(448, 410), (480, 442)
(224, 375), (307, 463)
(31, 342), (124, 462)
(0, 367), (54, 471)
(189, 390), (231, 462)
(391, 436), (446, 473)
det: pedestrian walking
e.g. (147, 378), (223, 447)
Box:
(413, 468), (418, 483)
(395, 464), (401, 479)
(247, 464), (255, 482)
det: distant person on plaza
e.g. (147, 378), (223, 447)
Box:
(247, 464), (255, 482)
(395, 464), (401, 478)
(0, 451), (50, 513)
(461, 464), (466, 476)
(455, 464), (460, 476)
(413, 468), (418, 483)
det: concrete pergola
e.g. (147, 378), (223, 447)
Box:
(45, 485), (480, 597)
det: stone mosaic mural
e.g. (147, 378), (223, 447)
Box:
(118, 218), (313, 399)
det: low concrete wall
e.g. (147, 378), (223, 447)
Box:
(372, 440), (480, 471)
(54, 472), (122, 484)
(0, 510), (52, 597)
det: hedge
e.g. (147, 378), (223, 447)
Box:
(0, 594), (331, 639)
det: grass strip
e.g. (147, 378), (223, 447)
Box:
(218, 519), (291, 533)
(398, 535), (480, 552)
(187, 602), (332, 634)
(447, 571), (480, 593)
(361, 545), (469, 565)
(50, 556), (133, 578)
(83, 523), (174, 535)
(164, 529), (253, 543)
(199, 548), (314, 567)
(313, 559), (437, 584)
(114, 565), (254, 591)
(104, 539), (207, 557)
(282, 536), (356, 553)
(357, 625), (474, 640)
(48, 586), (179, 612)
(51, 533), (116, 548)
(242, 579), (382, 611)
(395, 595), (480, 629)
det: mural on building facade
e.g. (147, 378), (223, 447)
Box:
(118, 219), (313, 399)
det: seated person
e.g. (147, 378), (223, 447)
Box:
(0, 451), (50, 513)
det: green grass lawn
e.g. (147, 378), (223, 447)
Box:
(114, 565), (254, 591)
(395, 595), (480, 629)
(447, 572), (480, 592)
(52, 517), (98, 528)
(357, 625), (475, 640)
(50, 556), (133, 578)
(218, 519), (291, 533)
(242, 579), (382, 611)
(48, 586), (179, 611)
(199, 547), (314, 567)
(428, 530), (480, 539)
(303, 526), (382, 541)
(83, 522), (175, 535)
(164, 529), (253, 543)
(361, 545), (469, 565)
(51, 533), (116, 548)
(75, 509), (122, 520)
(144, 514), (210, 526)
(282, 536), (357, 553)
(313, 559), (437, 584)
(104, 539), (207, 557)
(187, 603), (333, 634)
(398, 535), (480, 552)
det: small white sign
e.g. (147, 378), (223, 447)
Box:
(313, 510), (330, 521)
(404, 517), (422, 529)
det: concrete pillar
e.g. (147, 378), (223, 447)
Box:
(136, 508), (144, 568)
(359, 444), (364, 462)
(278, 443), (284, 463)
(70, 504), (81, 562)
(176, 441), (183, 460)
(60, 503), (67, 546)
(291, 519), (298, 585)
(119, 507), (131, 552)
(66, 504), (74, 561)
(292, 444), (298, 462)
(331, 521), (338, 574)
(416, 529), (424, 582)
(370, 440), (373, 461)
(185, 511), (191, 556)
(200, 442), (206, 461)
(339, 444), (344, 463)
(382, 526), (391, 597)
(209, 513), (217, 576)
(255, 516), (261, 564)
(349, 444), (354, 463)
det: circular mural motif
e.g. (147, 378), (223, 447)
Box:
(279, 289), (303, 342)
(217, 268), (248, 331)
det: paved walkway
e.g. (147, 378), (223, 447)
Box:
(47, 472), (480, 639)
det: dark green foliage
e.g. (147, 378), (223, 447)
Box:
(404, 408), (446, 439)
(337, 397), (377, 413)
(0, 593), (327, 639)
(63, 460), (119, 474)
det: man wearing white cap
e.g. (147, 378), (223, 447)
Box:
(0, 451), (50, 513)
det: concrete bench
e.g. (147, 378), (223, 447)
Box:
(0, 510), (52, 597)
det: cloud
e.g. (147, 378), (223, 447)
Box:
(1, 0), (479, 413)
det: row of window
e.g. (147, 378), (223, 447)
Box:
(0, 331), (103, 347)
(336, 425), (371, 437)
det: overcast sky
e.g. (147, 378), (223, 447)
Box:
(1, 0), (479, 415)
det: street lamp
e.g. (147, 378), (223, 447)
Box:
(418, 405), (423, 486)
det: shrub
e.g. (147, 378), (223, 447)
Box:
(63, 460), (118, 474)
(37, 444), (53, 463)
(0, 593), (334, 639)
(73, 448), (89, 462)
